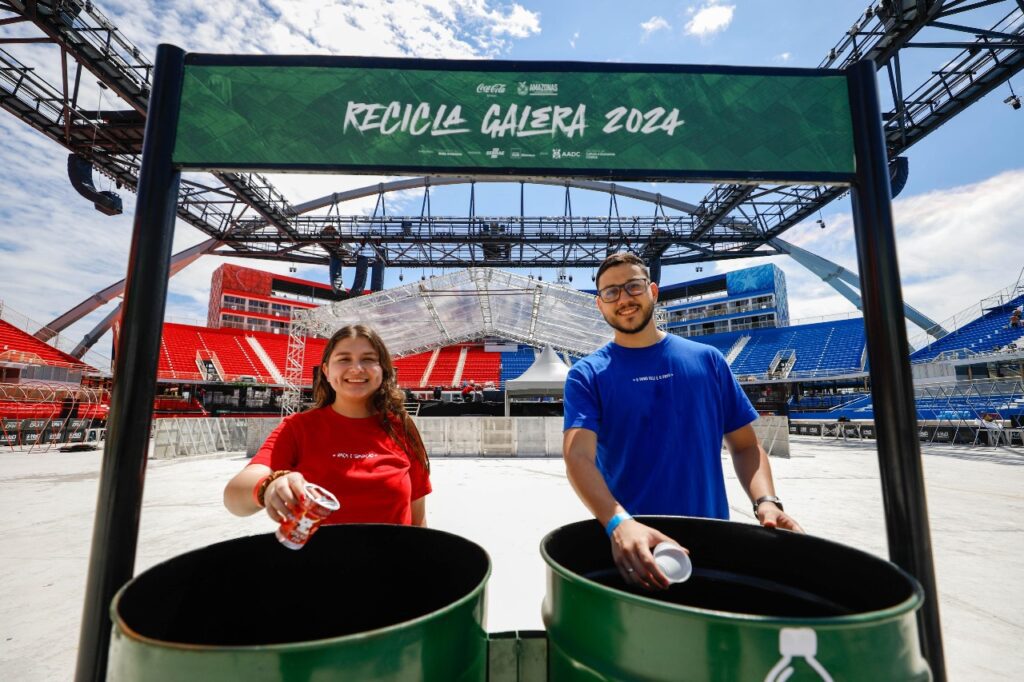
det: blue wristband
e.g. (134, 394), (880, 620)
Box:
(605, 512), (633, 537)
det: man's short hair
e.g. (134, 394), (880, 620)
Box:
(596, 252), (649, 289)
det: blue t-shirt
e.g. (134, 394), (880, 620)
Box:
(563, 334), (758, 519)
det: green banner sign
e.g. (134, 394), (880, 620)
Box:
(173, 57), (854, 181)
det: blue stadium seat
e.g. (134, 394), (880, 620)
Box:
(912, 294), (1024, 362)
(694, 319), (865, 378)
(499, 347), (538, 387)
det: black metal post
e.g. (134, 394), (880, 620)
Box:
(846, 59), (946, 681)
(74, 44), (185, 682)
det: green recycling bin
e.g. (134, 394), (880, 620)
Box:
(542, 516), (931, 681)
(109, 524), (490, 681)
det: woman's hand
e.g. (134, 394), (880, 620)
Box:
(263, 472), (308, 523)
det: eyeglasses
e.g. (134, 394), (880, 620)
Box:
(597, 277), (650, 303)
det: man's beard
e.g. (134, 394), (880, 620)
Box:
(602, 301), (655, 334)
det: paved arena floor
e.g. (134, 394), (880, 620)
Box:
(1, 436), (1021, 680)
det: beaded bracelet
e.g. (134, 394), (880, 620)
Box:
(256, 469), (292, 507)
(252, 476), (269, 507)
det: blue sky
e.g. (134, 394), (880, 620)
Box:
(0, 0), (1021, 362)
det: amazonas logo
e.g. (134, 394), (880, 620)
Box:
(518, 82), (558, 96)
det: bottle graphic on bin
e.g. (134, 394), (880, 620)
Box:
(276, 482), (340, 550)
(763, 628), (834, 682)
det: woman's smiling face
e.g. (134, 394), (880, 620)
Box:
(323, 336), (383, 409)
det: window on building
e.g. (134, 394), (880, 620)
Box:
(222, 313), (245, 330)
(223, 295), (246, 311)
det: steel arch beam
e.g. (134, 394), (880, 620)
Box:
(292, 176), (706, 217)
(771, 237), (948, 339)
(36, 238), (221, 345)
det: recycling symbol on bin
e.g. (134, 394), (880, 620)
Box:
(763, 628), (833, 682)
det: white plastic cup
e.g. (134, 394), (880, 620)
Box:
(653, 541), (692, 583)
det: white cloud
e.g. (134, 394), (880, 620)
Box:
(685, 1), (735, 39)
(640, 16), (671, 41)
(774, 51), (792, 63)
(570, 31), (580, 49)
(95, 1), (541, 59)
(703, 169), (1024, 334)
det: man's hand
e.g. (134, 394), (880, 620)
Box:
(610, 519), (678, 591)
(756, 502), (804, 533)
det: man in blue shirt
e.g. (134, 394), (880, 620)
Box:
(563, 252), (803, 591)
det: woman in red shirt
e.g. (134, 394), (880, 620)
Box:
(224, 324), (431, 526)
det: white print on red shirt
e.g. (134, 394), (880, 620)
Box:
(331, 452), (385, 459)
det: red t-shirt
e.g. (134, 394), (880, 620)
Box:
(250, 407), (431, 525)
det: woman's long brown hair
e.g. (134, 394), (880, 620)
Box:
(311, 324), (429, 471)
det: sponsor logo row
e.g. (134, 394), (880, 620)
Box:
(476, 82), (560, 96)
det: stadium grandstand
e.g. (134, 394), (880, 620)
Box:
(786, 273), (1024, 440)
(0, 302), (109, 450)
(6, 262), (1023, 447)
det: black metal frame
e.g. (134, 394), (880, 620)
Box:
(74, 46), (947, 682)
(73, 44), (185, 682)
(847, 60), (946, 681)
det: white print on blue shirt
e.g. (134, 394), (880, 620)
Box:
(632, 372), (674, 383)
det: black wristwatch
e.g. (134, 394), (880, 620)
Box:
(753, 495), (783, 514)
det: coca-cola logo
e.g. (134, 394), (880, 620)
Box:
(476, 83), (506, 95)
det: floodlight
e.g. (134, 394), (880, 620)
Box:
(1005, 94), (1021, 110)
(817, 219), (826, 229)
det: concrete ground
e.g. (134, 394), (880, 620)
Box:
(0, 436), (1021, 681)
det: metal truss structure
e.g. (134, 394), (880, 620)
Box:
(0, 380), (107, 452)
(290, 267), (615, 357)
(282, 267), (627, 413)
(805, 379), (1024, 444)
(1, 0), (1022, 347)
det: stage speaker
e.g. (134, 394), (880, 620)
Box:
(371, 259), (385, 291)
(349, 255), (369, 296)
(329, 255), (345, 294)
(67, 154), (122, 216)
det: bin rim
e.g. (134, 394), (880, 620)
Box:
(110, 524), (492, 653)
(540, 516), (924, 627)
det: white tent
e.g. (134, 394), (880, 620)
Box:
(504, 345), (573, 416)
